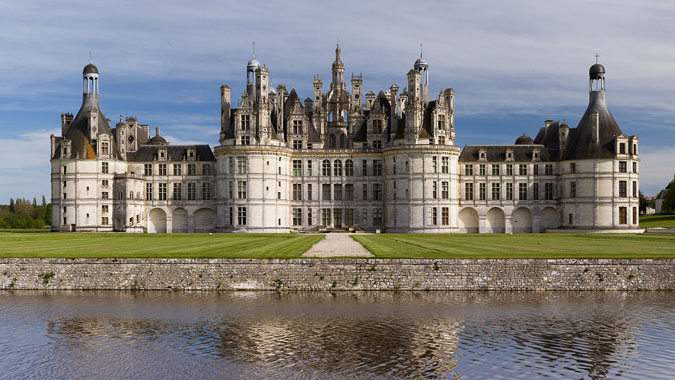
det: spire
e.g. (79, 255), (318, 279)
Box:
(252, 41), (256, 58)
(420, 43), (423, 58)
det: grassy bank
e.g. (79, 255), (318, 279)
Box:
(0, 232), (323, 258)
(351, 233), (675, 259)
(640, 214), (675, 228)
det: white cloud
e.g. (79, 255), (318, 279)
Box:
(637, 146), (675, 196)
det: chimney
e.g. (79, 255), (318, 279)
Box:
(220, 85), (231, 138)
(61, 113), (73, 136)
(389, 84), (399, 141)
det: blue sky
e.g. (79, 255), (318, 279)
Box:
(1, 0), (674, 202)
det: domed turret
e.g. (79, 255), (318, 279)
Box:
(589, 63), (605, 80)
(83, 63), (99, 75)
(148, 126), (168, 145)
(515, 134), (534, 145)
(247, 57), (260, 71)
(589, 54), (606, 91)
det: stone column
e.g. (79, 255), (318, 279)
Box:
(188, 214), (195, 233)
(505, 215), (513, 234)
(479, 215), (487, 234)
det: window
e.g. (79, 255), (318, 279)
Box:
(533, 183), (539, 200)
(569, 213), (574, 225)
(619, 181), (627, 197)
(293, 140), (302, 149)
(63, 165), (67, 174)
(144, 164), (152, 176)
(102, 205), (109, 213)
(619, 161), (627, 173)
(292, 184), (302, 200)
(307, 160), (313, 176)
(228, 181), (233, 199)
(465, 183), (474, 200)
(188, 183), (196, 200)
(237, 157), (247, 174)
(362, 208), (368, 225)
(405, 160), (409, 173)
(292, 120), (303, 134)
(439, 157), (448, 174)
(619, 206), (627, 224)
(345, 184), (354, 200)
(101, 179), (108, 188)
(158, 183), (167, 200)
(373, 119), (383, 134)
(479, 183), (486, 200)
(373, 208), (383, 225)
(158, 164), (167, 176)
(620, 143), (626, 154)
(322, 160), (331, 176)
(307, 143), (313, 150)
(345, 209), (354, 226)
(333, 184), (342, 200)
(506, 183), (513, 200)
(63, 193), (66, 200)
(307, 184), (312, 200)
(570, 163), (576, 174)
(117, 191), (123, 200)
(633, 181), (637, 198)
(545, 164), (553, 176)
(633, 207), (637, 225)
(202, 183), (211, 200)
(321, 209), (332, 226)
(506, 164), (513, 176)
(373, 160), (383, 176)
(237, 181), (247, 199)
(292, 208), (302, 226)
(633, 162), (637, 173)
(188, 164), (196, 176)
(173, 183), (182, 200)
(238, 207), (247, 225)
(432, 181), (438, 199)
(432, 157), (438, 173)
(491, 164), (500, 176)
(362, 184), (368, 201)
(307, 208), (313, 225)
(334, 160), (343, 176)
(438, 136), (445, 145)
(241, 115), (250, 131)
(373, 184), (383, 201)
(334, 209), (342, 226)
(101, 162), (109, 174)
(570, 181), (576, 198)
(479, 164), (486, 176)
(442, 181), (449, 199)
(345, 160), (353, 176)
(438, 114), (446, 130)
(362, 160), (368, 176)
(533, 165), (539, 176)
(441, 207), (449, 225)
(519, 164), (527, 176)
(292, 160), (302, 176)
(465, 164), (473, 176)
(202, 164), (211, 175)
(145, 183), (152, 200)
(102, 217), (109, 225)
(545, 183), (553, 200)
(322, 184), (331, 200)
(491, 183), (500, 200)
(432, 207), (438, 225)
(516, 182), (527, 200)
(373, 140), (382, 149)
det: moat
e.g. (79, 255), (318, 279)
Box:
(0, 291), (673, 379)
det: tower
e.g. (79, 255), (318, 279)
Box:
(351, 73), (362, 112)
(331, 43), (345, 90)
(246, 42), (260, 97)
(413, 45), (429, 103)
(313, 75), (323, 110)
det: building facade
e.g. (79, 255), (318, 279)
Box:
(50, 47), (640, 233)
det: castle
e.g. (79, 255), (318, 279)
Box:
(50, 45), (640, 233)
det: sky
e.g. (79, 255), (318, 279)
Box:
(1, 0), (674, 202)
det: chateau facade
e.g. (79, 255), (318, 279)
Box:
(50, 46), (640, 233)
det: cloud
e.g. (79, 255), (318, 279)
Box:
(636, 146), (675, 196)
(0, 130), (57, 202)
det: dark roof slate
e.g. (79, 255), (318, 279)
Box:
(459, 145), (551, 162)
(126, 144), (215, 162)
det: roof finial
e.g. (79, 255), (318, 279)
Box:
(420, 43), (423, 58)
(252, 41), (256, 58)
(595, 53), (600, 64)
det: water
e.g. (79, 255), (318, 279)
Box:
(0, 291), (673, 379)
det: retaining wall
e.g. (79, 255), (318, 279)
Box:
(1, 258), (673, 291)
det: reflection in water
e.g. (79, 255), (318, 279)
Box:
(1, 291), (674, 380)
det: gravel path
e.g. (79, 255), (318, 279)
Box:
(302, 233), (374, 257)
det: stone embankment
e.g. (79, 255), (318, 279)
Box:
(0, 258), (673, 291)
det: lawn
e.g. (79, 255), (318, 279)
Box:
(0, 232), (323, 258)
(351, 233), (675, 259)
(640, 214), (675, 228)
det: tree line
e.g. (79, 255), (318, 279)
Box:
(0, 196), (51, 229)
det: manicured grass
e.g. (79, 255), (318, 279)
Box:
(640, 214), (675, 228)
(0, 232), (323, 258)
(351, 233), (675, 259)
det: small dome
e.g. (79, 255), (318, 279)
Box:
(414, 57), (428, 69)
(589, 63), (605, 80)
(148, 135), (168, 145)
(83, 63), (99, 75)
(247, 57), (260, 71)
(515, 134), (534, 145)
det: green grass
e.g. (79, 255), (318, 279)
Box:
(0, 232), (323, 258)
(352, 233), (675, 259)
(640, 214), (675, 228)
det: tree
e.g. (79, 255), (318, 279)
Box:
(8, 198), (14, 213)
(32, 197), (37, 207)
(45, 203), (52, 225)
(639, 191), (647, 214)
(663, 175), (675, 214)
(41, 195), (46, 207)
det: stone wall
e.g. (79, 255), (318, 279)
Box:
(0, 258), (673, 291)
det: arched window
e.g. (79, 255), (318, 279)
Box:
(345, 159), (354, 176)
(322, 159), (331, 176)
(339, 133), (347, 148)
(329, 111), (334, 122)
(334, 160), (343, 176)
(342, 111), (348, 122)
(328, 134), (336, 149)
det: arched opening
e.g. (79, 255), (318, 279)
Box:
(173, 208), (188, 233)
(148, 208), (167, 233)
(345, 159), (354, 176)
(512, 207), (532, 233)
(486, 207), (505, 233)
(328, 134), (336, 149)
(342, 110), (348, 122)
(333, 159), (342, 176)
(458, 207), (479, 233)
(339, 133), (347, 148)
(329, 111), (334, 122)
(540, 207), (559, 232)
(194, 208), (216, 233)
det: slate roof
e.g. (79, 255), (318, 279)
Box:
(126, 145), (216, 162)
(459, 145), (551, 162)
(563, 91), (623, 160)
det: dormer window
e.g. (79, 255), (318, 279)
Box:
(620, 143), (626, 154)
(292, 120), (303, 134)
(506, 149), (514, 161)
(158, 148), (167, 161)
(373, 119), (383, 134)
(100, 142), (109, 156)
(241, 115), (250, 131)
(438, 114), (446, 130)
(479, 149), (487, 161)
